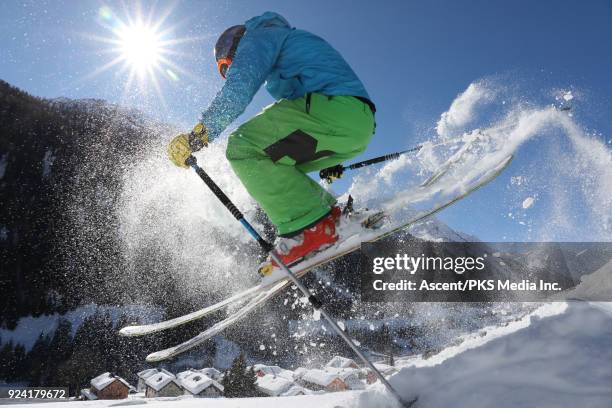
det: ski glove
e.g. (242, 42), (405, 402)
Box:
(319, 164), (344, 183)
(167, 123), (209, 168)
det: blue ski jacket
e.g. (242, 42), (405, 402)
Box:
(201, 12), (370, 142)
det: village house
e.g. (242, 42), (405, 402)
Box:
(177, 367), (223, 383)
(136, 368), (173, 392)
(256, 374), (294, 397)
(324, 366), (365, 390)
(197, 367), (222, 381)
(176, 369), (197, 382)
(359, 368), (378, 385)
(252, 364), (294, 380)
(144, 370), (183, 398)
(298, 369), (348, 392)
(82, 372), (131, 400)
(181, 373), (224, 398)
(326, 356), (359, 370)
(357, 362), (398, 384)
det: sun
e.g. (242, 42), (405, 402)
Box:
(85, 4), (194, 103)
(117, 23), (162, 73)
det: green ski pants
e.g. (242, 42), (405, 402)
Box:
(226, 93), (375, 235)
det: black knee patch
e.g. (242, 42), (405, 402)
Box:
(264, 130), (334, 164)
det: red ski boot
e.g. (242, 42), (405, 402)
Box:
(259, 206), (342, 277)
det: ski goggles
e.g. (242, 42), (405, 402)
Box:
(214, 25), (246, 79)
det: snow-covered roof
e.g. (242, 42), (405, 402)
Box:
(301, 369), (341, 387)
(325, 367), (359, 379)
(253, 364), (294, 380)
(137, 368), (173, 379)
(137, 368), (159, 379)
(176, 369), (197, 381)
(326, 356), (358, 369)
(90, 372), (130, 391)
(197, 368), (222, 379)
(181, 373), (224, 395)
(144, 371), (180, 392)
(256, 374), (294, 396)
(80, 389), (97, 400)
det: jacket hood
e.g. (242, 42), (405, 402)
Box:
(244, 12), (291, 31)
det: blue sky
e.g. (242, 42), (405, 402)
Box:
(1, 0), (611, 241)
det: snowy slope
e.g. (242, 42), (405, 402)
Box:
(359, 302), (612, 408)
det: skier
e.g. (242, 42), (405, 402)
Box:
(167, 12), (376, 275)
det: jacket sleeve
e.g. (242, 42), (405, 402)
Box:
(201, 27), (287, 141)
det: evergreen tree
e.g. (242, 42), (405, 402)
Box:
(49, 319), (73, 362)
(0, 340), (15, 380)
(67, 312), (110, 388)
(56, 347), (105, 397)
(13, 344), (27, 381)
(46, 319), (73, 382)
(113, 313), (144, 383)
(222, 354), (258, 397)
(26, 333), (52, 386)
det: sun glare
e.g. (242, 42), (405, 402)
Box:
(117, 23), (162, 72)
(86, 4), (191, 104)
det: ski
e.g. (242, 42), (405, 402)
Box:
(123, 209), (384, 338)
(145, 155), (513, 362)
(119, 285), (262, 337)
(122, 153), (512, 339)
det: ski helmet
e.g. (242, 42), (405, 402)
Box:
(214, 25), (246, 79)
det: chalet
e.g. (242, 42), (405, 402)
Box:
(84, 372), (130, 400)
(326, 356), (359, 369)
(299, 369), (348, 392)
(197, 367), (222, 381)
(256, 374), (294, 397)
(181, 373), (224, 398)
(176, 369), (197, 382)
(252, 364), (294, 380)
(324, 367), (365, 390)
(136, 368), (173, 392)
(360, 368), (377, 385)
(144, 371), (183, 398)
(357, 363), (398, 384)
(80, 389), (97, 401)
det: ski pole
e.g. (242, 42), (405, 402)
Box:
(185, 155), (415, 408)
(319, 147), (421, 183)
(320, 138), (470, 183)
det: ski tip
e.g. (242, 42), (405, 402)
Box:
(118, 326), (141, 337)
